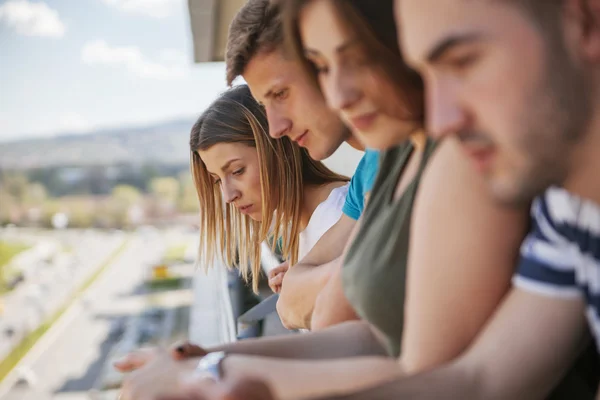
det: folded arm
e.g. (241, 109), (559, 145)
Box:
(400, 138), (530, 373)
(276, 214), (356, 329)
(317, 288), (589, 400)
(222, 354), (401, 400)
(207, 319), (386, 360)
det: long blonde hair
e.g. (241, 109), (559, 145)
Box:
(190, 85), (348, 292)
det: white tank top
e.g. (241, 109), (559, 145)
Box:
(298, 183), (349, 260)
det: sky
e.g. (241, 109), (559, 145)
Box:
(0, 0), (229, 142)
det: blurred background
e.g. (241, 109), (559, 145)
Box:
(0, 1), (362, 399)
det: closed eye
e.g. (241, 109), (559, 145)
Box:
(447, 52), (479, 70)
(232, 167), (245, 176)
(312, 62), (329, 75)
(273, 89), (288, 100)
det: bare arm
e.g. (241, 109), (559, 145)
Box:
(114, 320), (386, 372)
(400, 138), (529, 373)
(206, 320), (386, 360)
(122, 291), (587, 400)
(308, 211), (365, 330)
(317, 289), (589, 400)
(276, 214), (357, 329)
(222, 355), (400, 400)
(310, 256), (360, 330)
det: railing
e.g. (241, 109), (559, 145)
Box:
(216, 263), (237, 344)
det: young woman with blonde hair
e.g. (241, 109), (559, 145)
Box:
(189, 84), (349, 292)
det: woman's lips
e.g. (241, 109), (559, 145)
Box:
(349, 112), (379, 131)
(238, 204), (253, 214)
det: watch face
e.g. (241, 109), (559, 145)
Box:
(196, 351), (225, 381)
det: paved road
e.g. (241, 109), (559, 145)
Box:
(0, 230), (124, 360)
(0, 233), (167, 400)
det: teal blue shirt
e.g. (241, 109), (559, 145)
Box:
(342, 150), (380, 220)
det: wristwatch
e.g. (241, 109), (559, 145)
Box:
(195, 351), (226, 381)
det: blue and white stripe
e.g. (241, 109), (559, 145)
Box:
(514, 187), (600, 351)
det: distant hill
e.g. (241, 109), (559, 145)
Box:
(0, 118), (197, 170)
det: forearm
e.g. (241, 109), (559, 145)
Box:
(223, 354), (402, 400)
(310, 262), (359, 330)
(206, 320), (387, 360)
(277, 258), (339, 329)
(313, 289), (590, 400)
(313, 362), (480, 400)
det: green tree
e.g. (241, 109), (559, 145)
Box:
(2, 173), (29, 203)
(112, 185), (142, 206)
(24, 182), (47, 206)
(0, 190), (16, 224)
(177, 173), (199, 213)
(68, 198), (95, 228)
(109, 185), (142, 227)
(150, 177), (179, 205)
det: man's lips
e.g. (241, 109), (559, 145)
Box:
(294, 130), (309, 146)
(462, 145), (495, 172)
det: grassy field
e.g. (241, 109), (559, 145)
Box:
(0, 241), (29, 294)
(0, 241), (29, 269)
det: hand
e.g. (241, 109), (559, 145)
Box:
(157, 378), (277, 400)
(120, 348), (199, 400)
(268, 262), (289, 294)
(114, 342), (207, 372)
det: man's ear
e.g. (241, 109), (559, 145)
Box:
(567, 0), (600, 62)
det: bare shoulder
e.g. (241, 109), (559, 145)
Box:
(414, 137), (529, 242)
(421, 138), (487, 203)
(419, 138), (526, 215)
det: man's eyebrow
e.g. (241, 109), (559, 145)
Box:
(426, 33), (483, 63)
(263, 88), (274, 100)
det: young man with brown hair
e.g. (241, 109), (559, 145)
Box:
(222, 0), (380, 331)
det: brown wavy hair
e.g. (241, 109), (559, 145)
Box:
(282, 0), (425, 126)
(190, 84), (348, 292)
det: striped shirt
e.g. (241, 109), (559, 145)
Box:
(514, 187), (600, 351)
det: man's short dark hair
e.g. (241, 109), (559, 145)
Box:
(225, 0), (284, 86)
(507, 0), (565, 31)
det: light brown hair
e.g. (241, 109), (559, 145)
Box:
(190, 85), (347, 292)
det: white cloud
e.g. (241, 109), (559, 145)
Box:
(0, 0), (66, 37)
(159, 48), (187, 64)
(81, 40), (188, 80)
(100, 0), (182, 18)
(56, 112), (92, 133)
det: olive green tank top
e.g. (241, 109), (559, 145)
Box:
(343, 138), (437, 357)
(341, 140), (599, 400)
